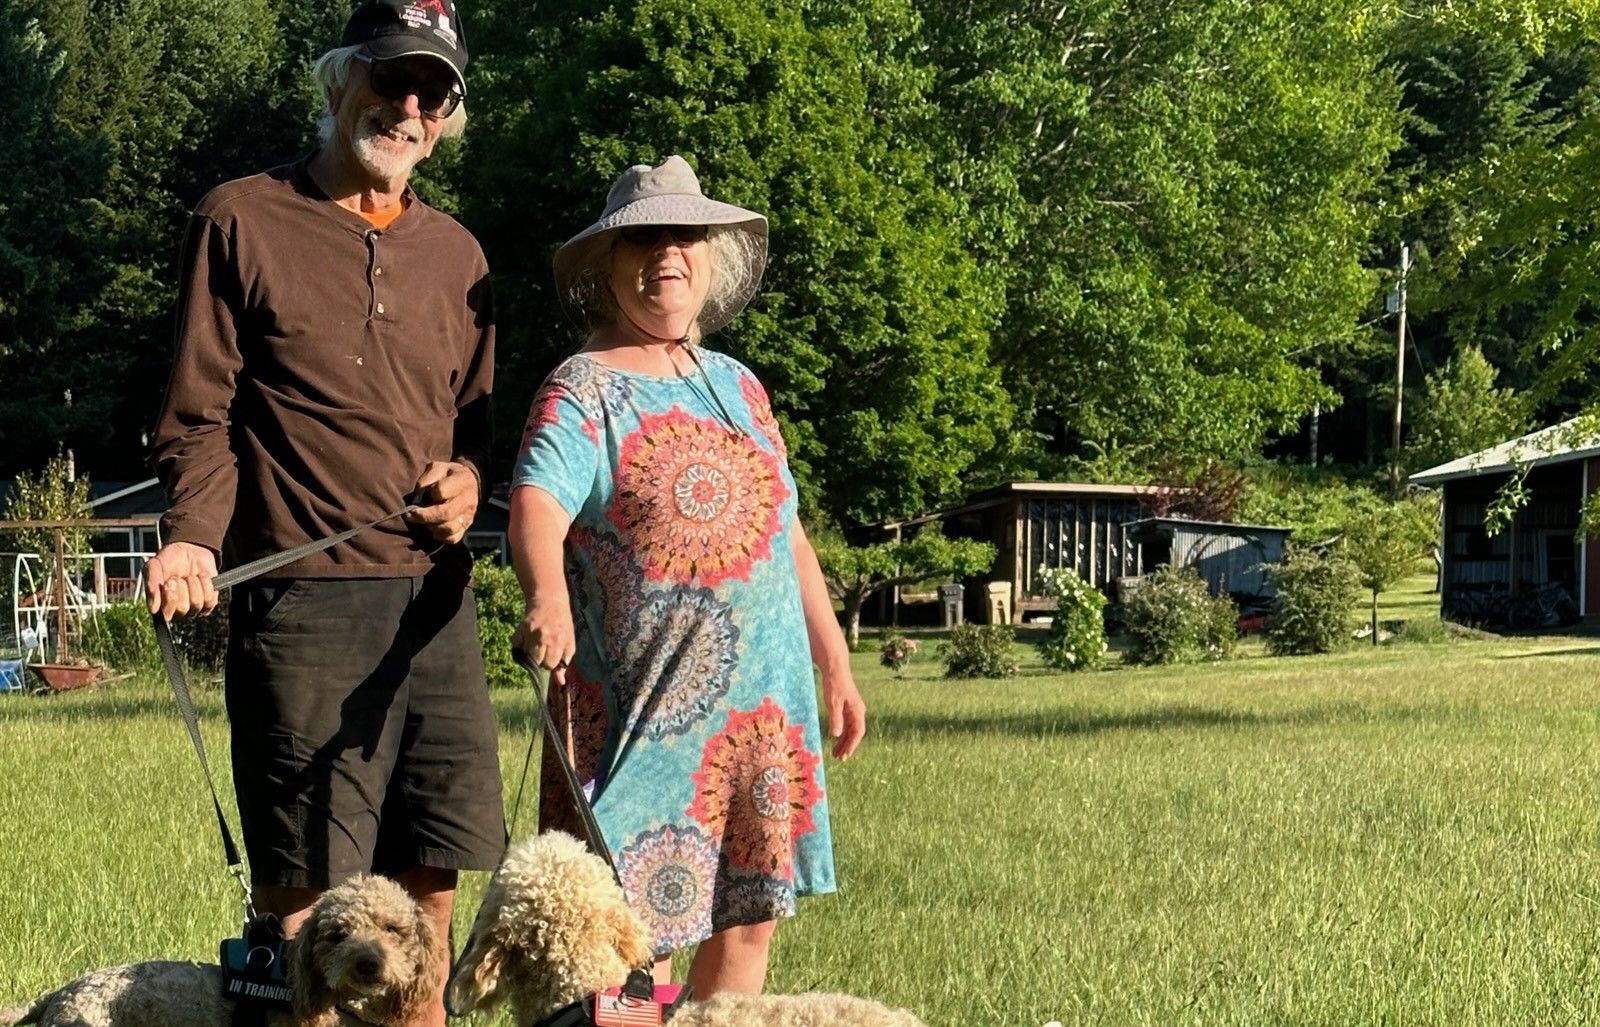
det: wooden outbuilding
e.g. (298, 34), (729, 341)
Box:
(1410, 419), (1599, 626)
(873, 481), (1160, 624)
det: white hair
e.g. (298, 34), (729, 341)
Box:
(574, 225), (764, 341)
(310, 44), (468, 146)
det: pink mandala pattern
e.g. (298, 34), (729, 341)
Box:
(739, 372), (787, 460)
(617, 825), (720, 953)
(521, 381), (598, 450)
(609, 408), (788, 587)
(687, 698), (822, 880)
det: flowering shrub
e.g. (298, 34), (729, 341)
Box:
(1264, 546), (1361, 655)
(1121, 567), (1237, 666)
(878, 630), (920, 675)
(940, 623), (1020, 678)
(1036, 567), (1107, 671)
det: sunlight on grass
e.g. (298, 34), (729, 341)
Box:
(3, 589), (1599, 1025)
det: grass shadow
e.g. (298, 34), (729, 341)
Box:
(1495, 645), (1600, 660)
(869, 702), (1368, 741)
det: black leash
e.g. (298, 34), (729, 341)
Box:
(151, 503), (418, 917)
(511, 649), (618, 876)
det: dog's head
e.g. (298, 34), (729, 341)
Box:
(288, 874), (443, 1027)
(446, 832), (654, 1021)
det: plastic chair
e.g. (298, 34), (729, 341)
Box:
(0, 659), (24, 694)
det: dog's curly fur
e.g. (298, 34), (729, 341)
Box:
(0, 874), (442, 1027)
(446, 832), (927, 1027)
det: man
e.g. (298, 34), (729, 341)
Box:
(145, 4), (498, 1024)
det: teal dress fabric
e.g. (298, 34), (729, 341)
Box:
(511, 349), (835, 956)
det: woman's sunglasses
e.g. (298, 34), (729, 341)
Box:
(362, 57), (464, 120)
(619, 224), (709, 247)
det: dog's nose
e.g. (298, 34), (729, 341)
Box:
(355, 957), (381, 979)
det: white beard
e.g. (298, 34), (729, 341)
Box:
(351, 106), (428, 182)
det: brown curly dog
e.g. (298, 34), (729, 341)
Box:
(0, 874), (442, 1027)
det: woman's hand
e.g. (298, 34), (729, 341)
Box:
(514, 596), (575, 686)
(820, 662), (867, 760)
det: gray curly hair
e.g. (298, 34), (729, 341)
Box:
(568, 226), (763, 341)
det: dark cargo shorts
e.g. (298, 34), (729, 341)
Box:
(225, 573), (505, 889)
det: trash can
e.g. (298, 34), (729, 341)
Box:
(986, 581), (1011, 625)
(938, 583), (965, 627)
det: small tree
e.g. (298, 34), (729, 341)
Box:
(1341, 499), (1438, 645)
(1408, 346), (1528, 474)
(812, 526), (997, 649)
(1138, 458), (1249, 522)
(0, 454), (94, 558)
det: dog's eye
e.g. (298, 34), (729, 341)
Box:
(382, 922), (404, 935)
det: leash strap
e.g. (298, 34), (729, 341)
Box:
(154, 612), (251, 912)
(209, 504), (419, 591)
(153, 503), (418, 908)
(512, 650), (618, 877)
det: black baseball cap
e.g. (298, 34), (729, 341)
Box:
(341, 1), (469, 97)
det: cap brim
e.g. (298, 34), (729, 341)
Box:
(362, 38), (467, 97)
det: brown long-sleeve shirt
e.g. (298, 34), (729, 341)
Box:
(153, 157), (494, 579)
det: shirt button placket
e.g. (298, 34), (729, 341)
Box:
(367, 230), (384, 320)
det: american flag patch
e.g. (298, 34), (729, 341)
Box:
(592, 989), (664, 1027)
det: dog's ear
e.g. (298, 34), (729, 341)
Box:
(605, 898), (654, 972)
(445, 924), (506, 1015)
(288, 911), (339, 1027)
(386, 901), (447, 1026)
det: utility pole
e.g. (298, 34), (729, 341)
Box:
(1389, 244), (1409, 495)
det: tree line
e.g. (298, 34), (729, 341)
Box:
(2, 0), (1596, 528)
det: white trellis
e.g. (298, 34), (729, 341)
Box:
(0, 517), (161, 666)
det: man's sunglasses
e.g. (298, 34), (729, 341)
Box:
(619, 224), (709, 247)
(362, 56), (463, 119)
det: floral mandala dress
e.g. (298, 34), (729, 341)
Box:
(512, 349), (835, 956)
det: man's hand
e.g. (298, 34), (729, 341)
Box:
(145, 542), (220, 621)
(405, 461), (480, 544)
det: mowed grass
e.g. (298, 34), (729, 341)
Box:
(6, 577), (1600, 1025)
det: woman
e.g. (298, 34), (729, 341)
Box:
(508, 156), (866, 999)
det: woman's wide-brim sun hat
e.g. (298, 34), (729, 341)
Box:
(552, 155), (769, 335)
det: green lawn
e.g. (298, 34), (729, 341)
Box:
(6, 581), (1600, 1025)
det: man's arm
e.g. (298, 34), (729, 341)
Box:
(453, 270), (494, 499)
(146, 212), (243, 618)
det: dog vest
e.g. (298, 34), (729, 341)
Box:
(529, 971), (689, 1027)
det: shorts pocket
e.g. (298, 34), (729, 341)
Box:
(246, 581), (309, 634)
